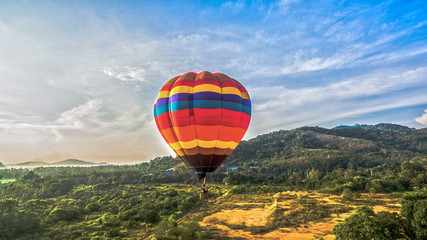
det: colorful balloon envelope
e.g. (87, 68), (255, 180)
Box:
(154, 71), (251, 179)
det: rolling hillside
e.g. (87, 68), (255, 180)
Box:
(225, 124), (427, 172)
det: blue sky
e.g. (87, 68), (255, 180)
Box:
(0, 0), (426, 164)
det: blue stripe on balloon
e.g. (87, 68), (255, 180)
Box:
(243, 105), (251, 115)
(169, 101), (194, 112)
(167, 100), (247, 113)
(169, 92), (251, 106)
(224, 94), (244, 104)
(154, 92), (252, 117)
(154, 104), (168, 117)
(193, 92), (221, 101)
(154, 100), (251, 117)
(194, 100), (244, 112)
(154, 98), (169, 109)
(194, 100), (222, 109)
(169, 93), (193, 103)
(243, 99), (251, 107)
(169, 92), (250, 106)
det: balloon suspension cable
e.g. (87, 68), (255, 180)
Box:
(201, 175), (207, 191)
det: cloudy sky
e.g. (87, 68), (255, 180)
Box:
(0, 0), (426, 164)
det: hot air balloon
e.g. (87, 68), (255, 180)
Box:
(153, 71), (251, 198)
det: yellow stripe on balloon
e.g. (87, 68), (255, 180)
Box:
(208, 140), (239, 149)
(177, 139), (198, 149)
(222, 87), (242, 96)
(175, 149), (185, 156)
(168, 140), (239, 151)
(170, 86), (193, 95)
(160, 86), (248, 99)
(157, 91), (170, 99)
(193, 84), (221, 93)
(242, 92), (250, 100)
(176, 151), (186, 156)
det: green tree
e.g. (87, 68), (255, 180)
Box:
(0, 199), (43, 239)
(333, 206), (405, 240)
(152, 219), (207, 240)
(0, 198), (19, 214)
(46, 208), (79, 222)
(22, 171), (40, 180)
(24, 199), (52, 216)
(401, 191), (427, 239)
(341, 188), (353, 202)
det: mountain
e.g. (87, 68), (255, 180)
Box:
(333, 123), (415, 131)
(0, 162), (4, 168)
(8, 159), (102, 167)
(51, 159), (98, 166)
(225, 126), (427, 172)
(9, 161), (50, 167)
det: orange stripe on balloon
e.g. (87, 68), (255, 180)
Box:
(159, 128), (179, 143)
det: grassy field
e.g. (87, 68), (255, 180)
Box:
(192, 190), (401, 240)
(0, 179), (15, 184)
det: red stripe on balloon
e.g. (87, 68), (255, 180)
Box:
(160, 85), (172, 91)
(240, 113), (251, 129)
(220, 81), (240, 88)
(155, 109), (250, 130)
(194, 78), (220, 87)
(172, 79), (194, 87)
(239, 86), (248, 93)
(160, 125), (247, 143)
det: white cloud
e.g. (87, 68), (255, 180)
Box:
(103, 66), (147, 82)
(254, 67), (427, 111)
(221, 0), (246, 11)
(415, 109), (427, 126)
(55, 99), (104, 129)
(280, 50), (344, 74)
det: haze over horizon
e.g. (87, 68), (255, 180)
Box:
(0, 0), (426, 164)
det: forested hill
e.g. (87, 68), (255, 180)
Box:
(0, 162), (4, 168)
(226, 126), (427, 172)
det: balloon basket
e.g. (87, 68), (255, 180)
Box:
(200, 190), (209, 200)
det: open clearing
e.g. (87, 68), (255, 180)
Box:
(200, 191), (400, 240)
(0, 179), (15, 184)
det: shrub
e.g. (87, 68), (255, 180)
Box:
(333, 206), (405, 240)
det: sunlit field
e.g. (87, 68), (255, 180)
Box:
(198, 190), (401, 239)
(0, 179), (15, 184)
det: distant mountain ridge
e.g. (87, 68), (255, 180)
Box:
(7, 159), (105, 167)
(52, 159), (99, 166)
(0, 162), (4, 168)
(333, 123), (415, 131)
